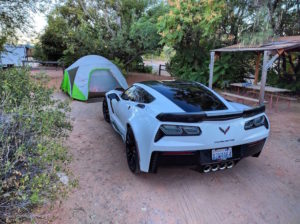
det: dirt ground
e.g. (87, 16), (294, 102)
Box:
(35, 69), (300, 224)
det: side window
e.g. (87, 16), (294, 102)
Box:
(121, 86), (154, 103)
(121, 86), (137, 101)
(135, 87), (155, 103)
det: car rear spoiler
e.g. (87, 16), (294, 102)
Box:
(156, 105), (265, 123)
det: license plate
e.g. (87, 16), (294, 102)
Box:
(212, 147), (232, 161)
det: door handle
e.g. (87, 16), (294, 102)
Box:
(128, 105), (131, 110)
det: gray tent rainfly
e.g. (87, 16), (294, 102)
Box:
(209, 36), (300, 105)
(61, 55), (128, 101)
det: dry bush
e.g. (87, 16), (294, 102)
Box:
(0, 68), (72, 223)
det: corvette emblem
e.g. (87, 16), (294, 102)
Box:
(219, 126), (230, 135)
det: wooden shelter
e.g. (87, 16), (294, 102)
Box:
(209, 36), (300, 105)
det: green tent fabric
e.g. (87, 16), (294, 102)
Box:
(61, 55), (128, 101)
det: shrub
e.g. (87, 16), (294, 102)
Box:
(135, 65), (152, 74)
(112, 58), (127, 76)
(267, 67), (300, 94)
(0, 68), (72, 223)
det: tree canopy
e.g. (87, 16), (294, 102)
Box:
(33, 0), (300, 90)
(34, 0), (164, 69)
(0, 0), (48, 51)
(157, 0), (300, 90)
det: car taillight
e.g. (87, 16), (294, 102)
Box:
(244, 115), (269, 130)
(154, 125), (201, 142)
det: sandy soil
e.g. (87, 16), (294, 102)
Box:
(30, 69), (173, 91)
(30, 69), (64, 91)
(35, 69), (300, 224)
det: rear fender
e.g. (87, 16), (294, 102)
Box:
(127, 108), (159, 172)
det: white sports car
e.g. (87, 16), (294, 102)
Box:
(103, 80), (270, 173)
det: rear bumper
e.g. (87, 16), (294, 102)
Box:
(149, 138), (266, 171)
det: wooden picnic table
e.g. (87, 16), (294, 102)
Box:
(230, 83), (291, 93)
(230, 83), (292, 109)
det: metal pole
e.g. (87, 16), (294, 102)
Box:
(259, 51), (269, 105)
(209, 51), (215, 89)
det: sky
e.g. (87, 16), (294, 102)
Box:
(18, 12), (47, 44)
(33, 12), (48, 37)
(17, 0), (57, 45)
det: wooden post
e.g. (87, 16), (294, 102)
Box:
(209, 51), (215, 89)
(254, 52), (261, 85)
(259, 51), (269, 105)
(159, 64), (161, 76)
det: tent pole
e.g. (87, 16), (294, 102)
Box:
(209, 51), (215, 89)
(254, 52), (261, 85)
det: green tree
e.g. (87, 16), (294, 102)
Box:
(158, 0), (300, 87)
(158, 0), (226, 83)
(35, 0), (163, 69)
(0, 0), (48, 51)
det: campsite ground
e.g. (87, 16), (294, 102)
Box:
(34, 69), (300, 224)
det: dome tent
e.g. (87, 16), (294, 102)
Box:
(61, 55), (128, 100)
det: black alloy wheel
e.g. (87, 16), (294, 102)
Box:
(125, 127), (140, 173)
(102, 99), (110, 123)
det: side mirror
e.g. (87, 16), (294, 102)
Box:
(108, 93), (120, 102)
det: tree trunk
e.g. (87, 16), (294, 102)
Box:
(287, 53), (296, 74)
(282, 54), (287, 75)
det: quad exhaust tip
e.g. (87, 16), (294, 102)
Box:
(227, 161), (234, 169)
(211, 164), (219, 172)
(203, 165), (211, 173)
(202, 161), (235, 173)
(219, 163), (226, 170)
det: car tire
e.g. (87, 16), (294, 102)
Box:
(126, 127), (140, 174)
(102, 98), (110, 123)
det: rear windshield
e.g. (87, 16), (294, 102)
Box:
(144, 81), (227, 112)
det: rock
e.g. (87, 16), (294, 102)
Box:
(57, 172), (69, 185)
(3, 192), (10, 198)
